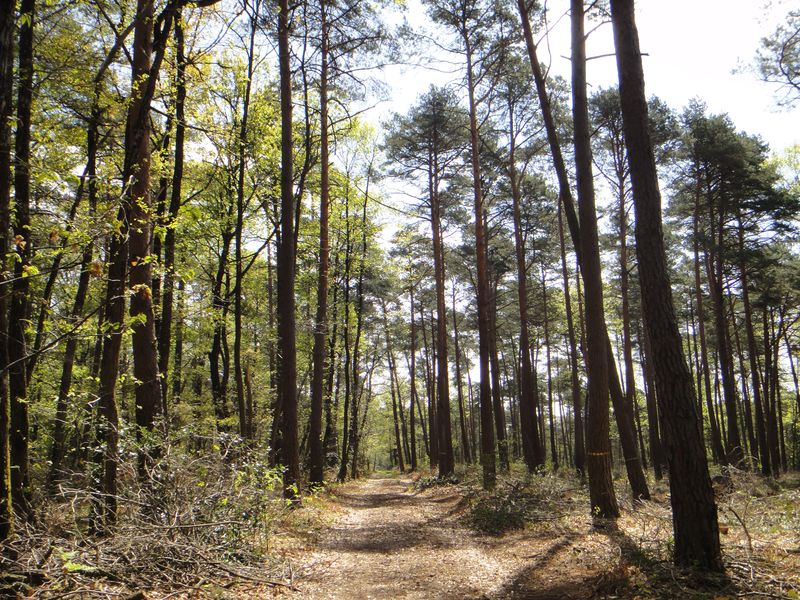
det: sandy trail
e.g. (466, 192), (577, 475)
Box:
(283, 477), (616, 599)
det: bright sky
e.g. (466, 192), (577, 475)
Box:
(376, 0), (799, 155)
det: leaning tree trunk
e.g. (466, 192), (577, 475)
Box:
(610, 0), (723, 571)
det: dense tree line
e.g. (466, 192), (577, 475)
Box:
(0, 0), (797, 575)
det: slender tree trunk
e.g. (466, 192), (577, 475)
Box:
(158, 9), (187, 419)
(49, 93), (100, 492)
(420, 308), (437, 464)
(462, 27), (495, 490)
(309, 0), (331, 485)
(611, 0), (722, 570)
(8, 0), (35, 519)
(706, 197), (743, 465)
(429, 156), (454, 476)
(0, 0), (15, 539)
(383, 301), (405, 472)
(409, 286), (419, 470)
(640, 323), (665, 480)
(693, 190), (725, 464)
(452, 287), (471, 464)
(508, 108), (544, 470)
(559, 206), (585, 474)
(541, 268), (558, 470)
(126, 0), (164, 478)
(572, 0), (618, 518)
(278, 0), (299, 499)
(489, 284), (509, 472)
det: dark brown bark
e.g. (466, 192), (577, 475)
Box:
(8, 0), (35, 519)
(126, 0), (163, 478)
(462, 22), (495, 490)
(0, 0), (15, 539)
(278, 0), (299, 499)
(572, 0), (618, 519)
(309, 0), (331, 485)
(611, 0), (723, 570)
(429, 147), (454, 476)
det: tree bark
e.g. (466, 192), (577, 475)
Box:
(572, 0), (618, 519)
(0, 0), (15, 539)
(611, 0), (722, 570)
(8, 0), (35, 520)
(309, 0), (331, 485)
(278, 0), (299, 500)
(462, 24), (496, 490)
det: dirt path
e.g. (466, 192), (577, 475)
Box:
(281, 477), (620, 599)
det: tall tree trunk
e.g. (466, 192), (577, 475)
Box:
(126, 0), (164, 478)
(489, 284), (509, 472)
(420, 308), (437, 464)
(429, 153), (454, 476)
(452, 287), (471, 464)
(640, 323), (665, 480)
(462, 26), (495, 490)
(234, 5), (258, 441)
(8, 0), (35, 520)
(558, 206), (585, 474)
(541, 268), (558, 470)
(518, 0), (644, 500)
(309, 0), (331, 485)
(0, 0), (15, 539)
(737, 213), (770, 474)
(383, 300), (405, 473)
(409, 285), (419, 470)
(507, 106), (544, 470)
(611, 0), (722, 570)
(706, 197), (743, 465)
(49, 91), (100, 492)
(693, 189), (725, 464)
(158, 9), (187, 419)
(572, 0), (618, 519)
(278, 0), (299, 499)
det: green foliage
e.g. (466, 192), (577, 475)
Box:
(467, 488), (526, 535)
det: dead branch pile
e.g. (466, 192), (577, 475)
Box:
(0, 439), (295, 598)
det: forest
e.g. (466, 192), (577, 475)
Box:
(0, 0), (799, 598)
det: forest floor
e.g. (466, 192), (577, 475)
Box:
(267, 471), (800, 600)
(10, 468), (800, 598)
